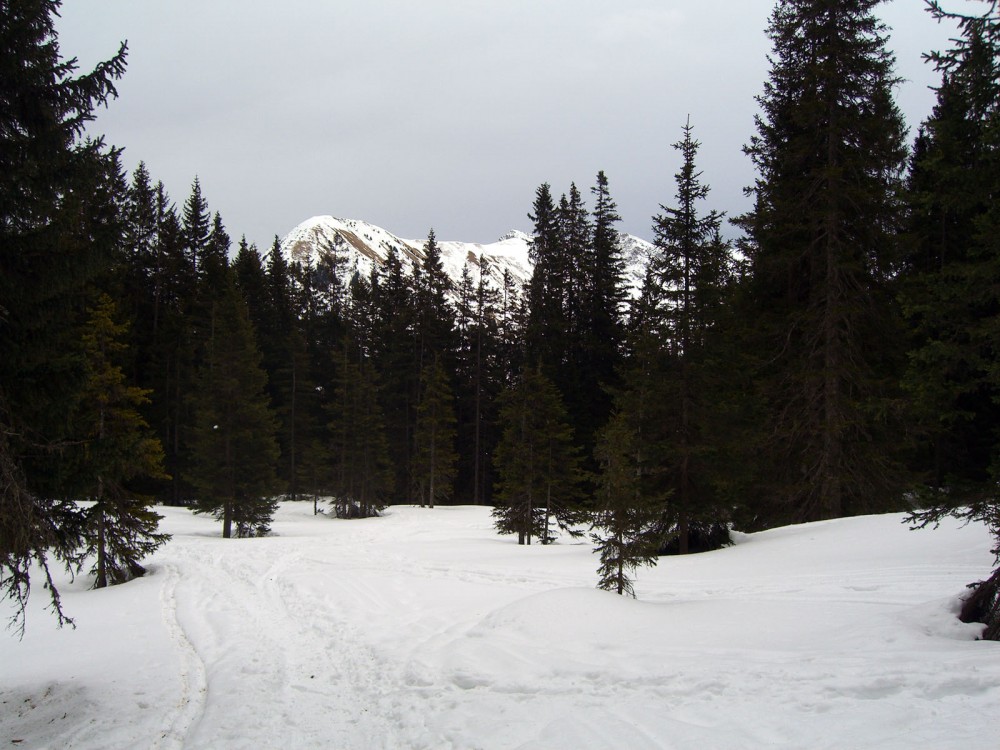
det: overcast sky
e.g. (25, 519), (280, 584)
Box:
(56, 1), (963, 248)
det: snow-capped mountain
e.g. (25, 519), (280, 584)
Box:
(279, 215), (655, 298)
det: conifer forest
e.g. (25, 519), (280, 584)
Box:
(2, 0), (1000, 649)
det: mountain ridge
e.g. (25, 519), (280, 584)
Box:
(279, 215), (654, 298)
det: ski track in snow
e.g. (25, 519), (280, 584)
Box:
(160, 528), (410, 749)
(153, 562), (208, 750)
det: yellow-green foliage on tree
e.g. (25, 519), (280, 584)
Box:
(77, 294), (169, 588)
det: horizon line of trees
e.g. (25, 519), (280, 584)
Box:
(2, 0), (998, 635)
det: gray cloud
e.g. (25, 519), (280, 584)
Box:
(57, 0), (961, 248)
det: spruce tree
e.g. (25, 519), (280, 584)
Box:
(371, 246), (418, 501)
(649, 119), (734, 553)
(524, 184), (567, 375)
(592, 408), (668, 597)
(326, 345), (393, 518)
(413, 228), (456, 367)
(147, 188), (198, 505)
(471, 258), (503, 504)
(737, 0), (909, 527)
(1, 0), (127, 630)
(413, 357), (458, 508)
(900, 0), (1000, 488)
(189, 273), (280, 538)
(904, 0), (1000, 642)
(202, 212), (231, 292)
(75, 295), (169, 588)
(580, 171), (626, 451)
(181, 176), (211, 273)
(493, 367), (586, 545)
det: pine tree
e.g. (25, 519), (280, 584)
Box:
(232, 238), (269, 334)
(371, 246), (418, 501)
(592, 408), (668, 597)
(147, 186), (198, 505)
(649, 119), (734, 553)
(900, 0), (1000, 487)
(493, 367), (586, 545)
(904, 0), (1000, 642)
(1, 0), (127, 630)
(202, 212), (231, 292)
(326, 345), (393, 518)
(580, 170), (626, 451)
(181, 176), (211, 273)
(75, 295), (169, 588)
(189, 273), (280, 538)
(736, 0), (909, 527)
(413, 228), (456, 368)
(413, 357), (458, 508)
(470, 257), (503, 504)
(524, 184), (567, 375)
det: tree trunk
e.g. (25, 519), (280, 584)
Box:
(96, 502), (107, 589)
(429, 422), (436, 509)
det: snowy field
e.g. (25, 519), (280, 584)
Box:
(3, 503), (998, 750)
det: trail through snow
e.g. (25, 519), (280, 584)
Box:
(3, 504), (998, 749)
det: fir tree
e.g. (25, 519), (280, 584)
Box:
(202, 212), (231, 292)
(900, 0), (1000, 488)
(580, 170), (626, 451)
(493, 367), (586, 545)
(371, 246), (419, 501)
(326, 345), (393, 518)
(736, 0), (909, 527)
(524, 184), (567, 375)
(649, 119), (734, 553)
(470, 257), (503, 504)
(75, 295), (169, 588)
(904, 0), (1000, 642)
(189, 274), (280, 538)
(1, 0), (127, 630)
(413, 357), (458, 508)
(181, 176), (211, 272)
(592, 408), (668, 597)
(413, 228), (456, 368)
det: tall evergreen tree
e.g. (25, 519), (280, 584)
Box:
(371, 246), (418, 501)
(202, 212), (231, 292)
(470, 258), (503, 504)
(147, 187), (198, 505)
(582, 170), (626, 441)
(189, 274), (280, 538)
(524, 184), (567, 375)
(1, 0), (127, 630)
(181, 176), (211, 273)
(326, 345), (393, 518)
(592, 408), (668, 597)
(736, 0), (909, 528)
(413, 228), (456, 368)
(413, 357), (458, 508)
(493, 367), (586, 545)
(900, 0), (1000, 488)
(75, 295), (169, 588)
(904, 0), (1000, 642)
(649, 119), (734, 553)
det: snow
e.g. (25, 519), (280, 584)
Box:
(3, 505), (998, 749)
(278, 215), (655, 301)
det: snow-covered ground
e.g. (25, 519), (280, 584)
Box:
(3, 504), (997, 749)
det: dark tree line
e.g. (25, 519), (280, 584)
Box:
(3, 0), (1000, 640)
